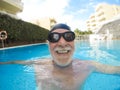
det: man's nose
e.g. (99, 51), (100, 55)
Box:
(58, 36), (67, 45)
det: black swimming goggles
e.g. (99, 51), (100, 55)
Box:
(48, 31), (75, 43)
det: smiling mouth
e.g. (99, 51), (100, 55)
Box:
(56, 50), (70, 54)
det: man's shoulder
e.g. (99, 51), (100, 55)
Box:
(72, 59), (92, 63)
(72, 59), (95, 68)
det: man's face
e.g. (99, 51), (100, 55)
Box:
(48, 29), (75, 67)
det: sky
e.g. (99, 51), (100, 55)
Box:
(17, 0), (120, 31)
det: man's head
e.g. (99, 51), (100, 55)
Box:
(47, 23), (75, 67)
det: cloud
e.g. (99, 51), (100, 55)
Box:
(18, 0), (70, 21)
(18, 0), (92, 31)
(18, 0), (83, 30)
(55, 14), (87, 31)
(77, 8), (88, 14)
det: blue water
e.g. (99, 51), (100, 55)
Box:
(0, 64), (36, 90)
(0, 43), (50, 61)
(0, 40), (120, 90)
(75, 40), (120, 90)
(74, 40), (120, 65)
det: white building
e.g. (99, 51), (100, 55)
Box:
(0, 0), (23, 18)
(31, 17), (57, 30)
(86, 3), (120, 33)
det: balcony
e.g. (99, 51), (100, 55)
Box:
(0, 0), (23, 14)
(98, 16), (106, 22)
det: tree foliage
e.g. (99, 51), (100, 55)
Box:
(0, 13), (49, 47)
(74, 28), (92, 36)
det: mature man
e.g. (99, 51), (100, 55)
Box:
(0, 23), (120, 90)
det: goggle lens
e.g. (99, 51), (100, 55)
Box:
(48, 32), (75, 43)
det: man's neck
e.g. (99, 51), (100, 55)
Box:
(52, 60), (73, 69)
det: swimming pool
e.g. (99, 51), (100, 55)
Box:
(0, 40), (120, 90)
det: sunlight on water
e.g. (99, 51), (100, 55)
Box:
(74, 40), (120, 66)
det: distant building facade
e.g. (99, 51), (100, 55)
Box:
(86, 3), (120, 33)
(31, 17), (57, 30)
(0, 0), (23, 18)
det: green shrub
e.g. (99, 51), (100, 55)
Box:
(0, 13), (49, 47)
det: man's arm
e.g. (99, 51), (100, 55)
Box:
(0, 59), (51, 65)
(0, 60), (34, 65)
(90, 61), (120, 74)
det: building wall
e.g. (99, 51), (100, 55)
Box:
(0, 0), (23, 15)
(86, 3), (120, 33)
(31, 17), (56, 30)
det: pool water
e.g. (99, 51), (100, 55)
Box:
(74, 40), (120, 65)
(0, 64), (36, 90)
(0, 40), (120, 90)
(75, 40), (120, 90)
(83, 72), (120, 90)
(0, 43), (50, 61)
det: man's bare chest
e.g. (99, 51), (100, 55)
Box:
(34, 64), (92, 90)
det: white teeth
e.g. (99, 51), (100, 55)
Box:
(54, 46), (71, 54)
(57, 50), (68, 54)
